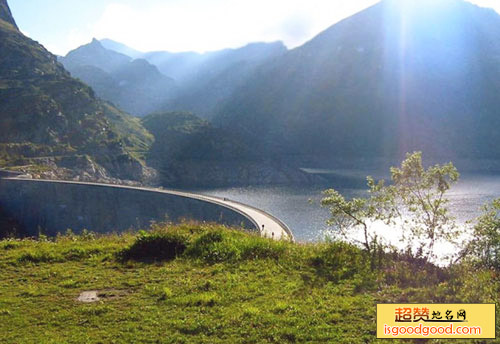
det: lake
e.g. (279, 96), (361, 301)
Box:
(193, 173), (500, 260)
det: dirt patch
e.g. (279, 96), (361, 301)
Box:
(77, 289), (128, 303)
(77, 291), (100, 303)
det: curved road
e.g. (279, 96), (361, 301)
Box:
(1, 177), (294, 242)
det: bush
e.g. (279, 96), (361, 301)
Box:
(185, 231), (241, 264)
(464, 198), (500, 269)
(117, 224), (289, 265)
(184, 228), (288, 264)
(118, 230), (188, 261)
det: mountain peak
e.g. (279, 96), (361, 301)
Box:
(88, 38), (105, 49)
(0, 0), (19, 30)
(100, 39), (144, 59)
(63, 38), (132, 74)
(215, 0), (500, 160)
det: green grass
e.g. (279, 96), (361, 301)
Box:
(0, 223), (498, 343)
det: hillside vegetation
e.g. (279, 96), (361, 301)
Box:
(0, 0), (153, 182)
(0, 223), (498, 343)
(142, 112), (252, 163)
(140, 111), (320, 187)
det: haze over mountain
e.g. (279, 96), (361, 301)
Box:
(97, 39), (287, 118)
(77, 0), (500, 165)
(100, 38), (144, 59)
(214, 0), (500, 162)
(162, 42), (287, 118)
(60, 39), (176, 116)
(0, 0), (314, 187)
(0, 0), (154, 182)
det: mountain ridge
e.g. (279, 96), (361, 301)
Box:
(99, 38), (287, 83)
(60, 39), (177, 116)
(64, 38), (287, 118)
(213, 0), (500, 162)
(62, 38), (132, 73)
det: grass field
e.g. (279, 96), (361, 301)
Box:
(0, 223), (498, 343)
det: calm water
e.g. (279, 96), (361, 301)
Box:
(194, 173), (500, 243)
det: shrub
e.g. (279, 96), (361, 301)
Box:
(463, 198), (500, 269)
(118, 225), (289, 265)
(184, 228), (289, 264)
(118, 230), (188, 261)
(185, 231), (241, 264)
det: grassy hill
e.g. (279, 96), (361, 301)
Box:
(0, 223), (497, 343)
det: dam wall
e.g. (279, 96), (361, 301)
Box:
(0, 178), (257, 236)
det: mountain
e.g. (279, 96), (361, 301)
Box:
(142, 42), (287, 85)
(0, 0), (16, 29)
(164, 42), (288, 118)
(214, 0), (500, 162)
(141, 50), (205, 82)
(100, 38), (144, 59)
(97, 39), (287, 118)
(62, 38), (131, 73)
(142, 112), (252, 164)
(60, 39), (177, 116)
(0, 0), (154, 182)
(141, 112), (319, 187)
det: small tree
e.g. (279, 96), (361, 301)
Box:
(320, 179), (391, 255)
(321, 152), (460, 261)
(463, 199), (500, 269)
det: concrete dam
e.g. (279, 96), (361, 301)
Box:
(0, 177), (294, 240)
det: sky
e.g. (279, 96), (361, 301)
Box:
(8, 0), (500, 56)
